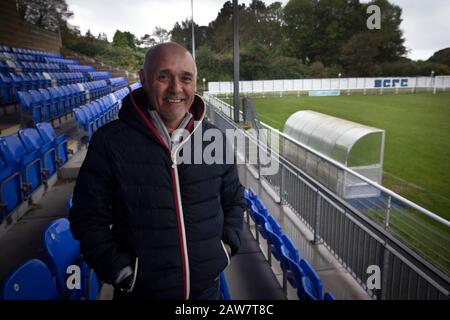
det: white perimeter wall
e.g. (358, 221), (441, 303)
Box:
(207, 76), (450, 94)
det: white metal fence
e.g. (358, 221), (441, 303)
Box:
(208, 76), (450, 95)
(203, 92), (450, 300)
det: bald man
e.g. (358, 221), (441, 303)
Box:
(69, 43), (244, 300)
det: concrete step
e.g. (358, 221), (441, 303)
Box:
(58, 146), (87, 180)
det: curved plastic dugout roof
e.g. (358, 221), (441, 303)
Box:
(283, 110), (383, 166)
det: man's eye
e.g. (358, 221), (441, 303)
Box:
(182, 76), (192, 83)
(158, 74), (168, 81)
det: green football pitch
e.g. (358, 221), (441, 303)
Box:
(222, 92), (450, 220)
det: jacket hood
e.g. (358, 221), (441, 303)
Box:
(118, 87), (206, 147)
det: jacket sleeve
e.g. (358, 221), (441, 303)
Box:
(69, 129), (131, 284)
(220, 162), (245, 256)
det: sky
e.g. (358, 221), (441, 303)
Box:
(66, 0), (450, 61)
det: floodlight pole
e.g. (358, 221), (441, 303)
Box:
(232, 0), (240, 123)
(191, 0), (195, 60)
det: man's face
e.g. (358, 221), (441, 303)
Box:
(140, 47), (196, 127)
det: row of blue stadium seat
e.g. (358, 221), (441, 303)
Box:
(44, 57), (78, 65)
(18, 80), (110, 125)
(1, 59), (97, 74)
(0, 123), (68, 221)
(1, 72), (84, 105)
(88, 71), (112, 81)
(0, 218), (101, 300)
(1, 73), (122, 105)
(73, 89), (126, 143)
(66, 64), (96, 73)
(0, 52), (50, 63)
(129, 82), (142, 91)
(0, 45), (62, 58)
(1, 60), (61, 73)
(244, 188), (335, 300)
(109, 77), (128, 91)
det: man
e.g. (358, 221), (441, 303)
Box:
(69, 42), (244, 300)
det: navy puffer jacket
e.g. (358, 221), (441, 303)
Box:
(69, 88), (244, 299)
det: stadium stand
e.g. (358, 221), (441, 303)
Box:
(0, 123), (69, 222)
(244, 188), (335, 300)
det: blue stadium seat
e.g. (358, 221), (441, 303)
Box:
(280, 235), (300, 289)
(73, 108), (93, 144)
(17, 91), (43, 125)
(243, 189), (252, 207)
(55, 86), (70, 114)
(36, 122), (68, 167)
(108, 77), (128, 91)
(59, 86), (74, 110)
(129, 82), (142, 91)
(8, 72), (26, 100)
(43, 218), (101, 300)
(17, 73), (32, 91)
(18, 128), (57, 179)
(80, 105), (98, 131)
(47, 87), (63, 116)
(219, 272), (231, 300)
(251, 204), (269, 241)
(0, 72), (13, 104)
(299, 259), (323, 300)
(0, 259), (60, 300)
(0, 138), (23, 220)
(253, 197), (268, 215)
(97, 97), (111, 122)
(265, 216), (284, 262)
(90, 101), (105, 126)
(29, 89), (50, 122)
(38, 88), (58, 119)
(324, 292), (335, 300)
(0, 135), (41, 199)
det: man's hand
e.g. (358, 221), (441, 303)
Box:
(224, 243), (232, 256)
(117, 272), (135, 293)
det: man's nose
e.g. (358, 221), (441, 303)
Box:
(168, 78), (183, 93)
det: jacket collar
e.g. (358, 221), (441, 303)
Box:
(119, 87), (206, 149)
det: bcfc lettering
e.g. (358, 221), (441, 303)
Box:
(374, 79), (408, 88)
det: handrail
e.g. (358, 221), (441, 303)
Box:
(204, 92), (450, 228)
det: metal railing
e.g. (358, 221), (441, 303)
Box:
(203, 92), (450, 300)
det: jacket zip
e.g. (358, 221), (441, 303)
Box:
(221, 241), (231, 266)
(130, 92), (206, 300)
(170, 115), (204, 300)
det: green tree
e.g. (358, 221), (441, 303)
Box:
(112, 30), (127, 48)
(341, 32), (383, 76)
(139, 34), (156, 48)
(428, 48), (450, 67)
(152, 27), (170, 44)
(283, 0), (366, 65)
(112, 30), (137, 49)
(240, 40), (272, 80)
(365, 0), (407, 62)
(16, 0), (73, 31)
(170, 20), (209, 53)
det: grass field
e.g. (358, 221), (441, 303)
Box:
(222, 92), (450, 220)
(220, 92), (450, 273)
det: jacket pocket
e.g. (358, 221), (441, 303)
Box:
(221, 240), (231, 267)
